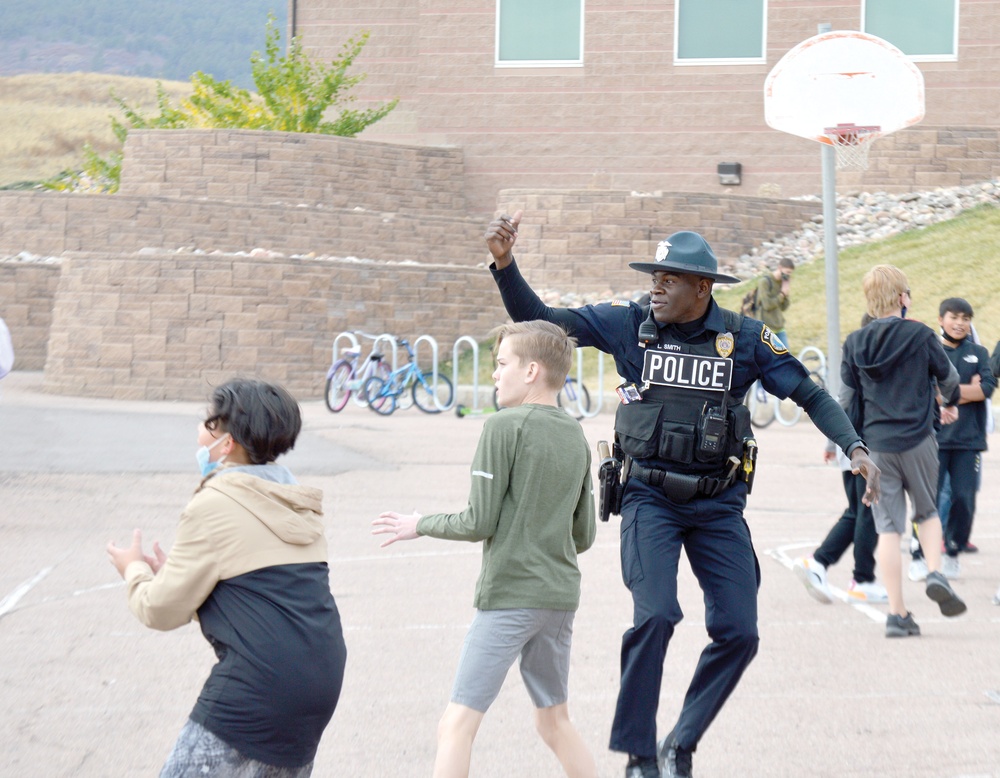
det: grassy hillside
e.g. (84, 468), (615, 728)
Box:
(713, 203), (1000, 355)
(0, 73), (190, 187)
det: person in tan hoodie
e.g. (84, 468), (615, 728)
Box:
(107, 378), (346, 777)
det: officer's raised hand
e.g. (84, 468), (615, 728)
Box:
(850, 449), (882, 506)
(485, 210), (522, 270)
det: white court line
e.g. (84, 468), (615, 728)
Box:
(765, 541), (887, 624)
(0, 566), (54, 619)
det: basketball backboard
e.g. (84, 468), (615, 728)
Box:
(764, 30), (925, 147)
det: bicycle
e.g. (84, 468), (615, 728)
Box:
(744, 346), (828, 428)
(324, 332), (392, 413)
(744, 380), (802, 428)
(362, 338), (454, 416)
(491, 376), (591, 420)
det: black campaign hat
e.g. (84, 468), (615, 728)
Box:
(628, 231), (740, 284)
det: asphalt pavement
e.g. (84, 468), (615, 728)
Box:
(2, 371), (999, 777)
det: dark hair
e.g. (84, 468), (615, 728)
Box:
(204, 378), (301, 464)
(939, 297), (973, 318)
(778, 258), (795, 270)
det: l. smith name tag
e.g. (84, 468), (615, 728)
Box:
(641, 351), (733, 392)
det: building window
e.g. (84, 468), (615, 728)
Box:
(495, 0), (584, 67)
(863, 0), (958, 61)
(675, 0), (766, 64)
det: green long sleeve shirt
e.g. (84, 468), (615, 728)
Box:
(417, 404), (596, 611)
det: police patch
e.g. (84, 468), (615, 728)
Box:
(760, 326), (789, 355)
(715, 331), (735, 358)
(611, 299), (631, 307)
(641, 350), (733, 392)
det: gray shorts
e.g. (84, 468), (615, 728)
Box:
(451, 608), (574, 713)
(871, 433), (939, 535)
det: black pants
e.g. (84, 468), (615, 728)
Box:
(938, 448), (980, 556)
(609, 478), (760, 757)
(813, 471), (877, 583)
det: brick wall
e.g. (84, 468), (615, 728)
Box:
(497, 190), (821, 290)
(42, 252), (507, 401)
(302, 0), (1000, 212)
(0, 261), (61, 369)
(120, 130), (469, 214)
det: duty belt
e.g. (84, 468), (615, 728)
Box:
(630, 464), (737, 504)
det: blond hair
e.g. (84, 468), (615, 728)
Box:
(490, 320), (576, 391)
(863, 264), (909, 318)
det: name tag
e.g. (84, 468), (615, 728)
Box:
(642, 351), (733, 392)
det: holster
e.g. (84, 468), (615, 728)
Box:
(597, 440), (625, 522)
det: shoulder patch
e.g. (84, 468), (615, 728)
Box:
(611, 299), (631, 307)
(760, 326), (788, 355)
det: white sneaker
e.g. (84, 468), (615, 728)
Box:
(908, 558), (929, 582)
(942, 555), (960, 580)
(847, 579), (889, 603)
(792, 556), (833, 604)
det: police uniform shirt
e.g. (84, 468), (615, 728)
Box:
(492, 258), (812, 475)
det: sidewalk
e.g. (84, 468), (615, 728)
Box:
(2, 371), (999, 777)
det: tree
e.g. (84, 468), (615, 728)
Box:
(46, 15), (397, 192)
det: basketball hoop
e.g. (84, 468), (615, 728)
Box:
(823, 123), (881, 171)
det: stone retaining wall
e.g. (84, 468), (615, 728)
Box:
(0, 261), (60, 370)
(42, 252), (507, 401)
(0, 191), (486, 266)
(120, 130), (470, 215)
(839, 127), (1000, 192)
(500, 190), (820, 290)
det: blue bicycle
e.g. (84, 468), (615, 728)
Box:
(362, 338), (454, 415)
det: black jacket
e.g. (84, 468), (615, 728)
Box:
(840, 317), (959, 453)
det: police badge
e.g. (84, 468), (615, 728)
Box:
(715, 331), (735, 358)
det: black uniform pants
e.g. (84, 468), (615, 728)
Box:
(609, 478), (761, 758)
(813, 470), (878, 583)
(938, 448), (980, 555)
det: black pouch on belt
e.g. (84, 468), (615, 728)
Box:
(597, 440), (624, 522)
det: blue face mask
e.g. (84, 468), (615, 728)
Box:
(195, 434), (229, 477)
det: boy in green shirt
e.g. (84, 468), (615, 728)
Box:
(373, 320), (597, 778)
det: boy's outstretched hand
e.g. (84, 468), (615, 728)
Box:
(372, 511), (422, 547)
(107, 529), (167, 578)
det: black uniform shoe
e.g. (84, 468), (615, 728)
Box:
(657, 732), (694, 778)
(624, 755), (659, 778)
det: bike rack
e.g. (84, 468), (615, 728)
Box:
(452, 336), (485, 412)
(413, 334), (453, 412)
(327, 332), (607, 418)
(796, 345), (827, 388)
(330, 331), (400, 407)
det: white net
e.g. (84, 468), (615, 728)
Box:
(824, 126), (880, 171)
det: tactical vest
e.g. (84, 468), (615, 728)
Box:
(614, 309), (750, 474)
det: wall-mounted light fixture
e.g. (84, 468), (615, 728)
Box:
(717, 162), (742, 186)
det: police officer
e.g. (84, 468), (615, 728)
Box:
(484, 211), (881, 778)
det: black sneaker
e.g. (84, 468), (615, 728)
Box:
(657, 732), (694, 778)
(885, 611), (920, 638)
(624, 755), (658, 778)
(925, 570), (967, 617)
